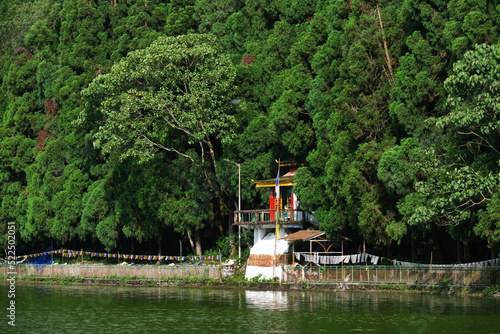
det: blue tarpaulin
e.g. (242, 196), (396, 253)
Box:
(28, 245), (54, 266)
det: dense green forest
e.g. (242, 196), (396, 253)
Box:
(1, 0), (500, 263)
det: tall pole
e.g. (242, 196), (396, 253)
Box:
(238, 162), (241, 265)
(225, 159), (241, 265)
(274, 159), (280, 279)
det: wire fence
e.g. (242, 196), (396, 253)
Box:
(281, 265), (500, 286)
(3, 263), (500, 287)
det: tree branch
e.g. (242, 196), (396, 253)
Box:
(457, 130), (500, 156)
(376, 6), (395, 86)
(137, 131), (200, 167)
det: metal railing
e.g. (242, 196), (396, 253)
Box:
(281, 265), (500, 286)
(234, 209), (314, 226)
(3, 263), (499, 286)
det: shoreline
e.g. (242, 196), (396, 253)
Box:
(2, 275), (498, 298)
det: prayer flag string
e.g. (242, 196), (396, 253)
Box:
(13, 250), (221, 262)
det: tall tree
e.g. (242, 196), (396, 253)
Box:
(81, 33), (236, 200)
(80, 34), (237, 253)
(394, 44), (500, 258)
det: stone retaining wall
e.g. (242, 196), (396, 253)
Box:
(1, 264), (222, 280)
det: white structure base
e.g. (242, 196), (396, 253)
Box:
(245, 265), (283, 281)
(244, 228), (291, 281)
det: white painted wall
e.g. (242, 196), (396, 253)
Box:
(253, 228), (266, 245)
(245, 265), (284, 281)
(245, 229), (291, 280)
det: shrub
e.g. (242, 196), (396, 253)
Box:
(483, 285), (500, 297)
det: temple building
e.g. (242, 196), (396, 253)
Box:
(234, 161), (317, 280)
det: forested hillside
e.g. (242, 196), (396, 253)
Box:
(1, 0), (500, 263)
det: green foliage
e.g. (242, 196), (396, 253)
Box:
(157, 157), (211, 238)
(434, 278), (452, 293)
(96, 215), (118, 251)
(1, 0), (500, 263)
(378, 138), (421, 196)
(407, 44), (500, 230)
(476, 193), (500, 246)
(249, 274), (264, 282)
(389, 32), (444, 137)
(165, 0), (197, 36)
(80, 34), (238, 251)
(482, 284), (500, 297)
(436, 44), (500, 136)
(81, 33), (236, 167)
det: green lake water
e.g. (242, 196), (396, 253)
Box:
(1, 283), (500, 333)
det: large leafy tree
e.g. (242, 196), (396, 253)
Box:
(395, 44), (500, 258)
(424, 43), (500, 226)
(81, 33), (237, 201)
(3, 0), (500, 261)
(80, 34), (237, 254)
(294, 2), (403, 250)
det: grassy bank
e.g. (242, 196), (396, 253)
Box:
(4, 274), (499, 297)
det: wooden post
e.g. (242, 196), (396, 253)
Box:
(273, 221), (277, 279)
(430, 251), (433, 284)
(341, 241), (344, 280)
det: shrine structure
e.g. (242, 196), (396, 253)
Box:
(234, 160), (317, 280)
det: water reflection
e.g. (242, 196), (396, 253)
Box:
(245, 290), (289, 310)
(1, 284), (500, 334)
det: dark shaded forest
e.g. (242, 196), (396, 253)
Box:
(1, 0), (500, 264)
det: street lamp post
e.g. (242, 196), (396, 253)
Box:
(225, 159), (241, 265)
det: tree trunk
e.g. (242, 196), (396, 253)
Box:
(187, 230), (196, 254)
(430, 225), (446, 263)
(411, 234), (418, 262)
(376, 6), (395, 84)
(229, 211), (236, 257)
(92, 237), (98, 252)
(491, 242), (499, 259)
(384, 244), (392, 261)
(457, 239), (463, 263)
(195, 231), (202, 256)
(463, 242), (471, 263)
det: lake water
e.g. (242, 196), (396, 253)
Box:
(1, 283), (500, 333)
